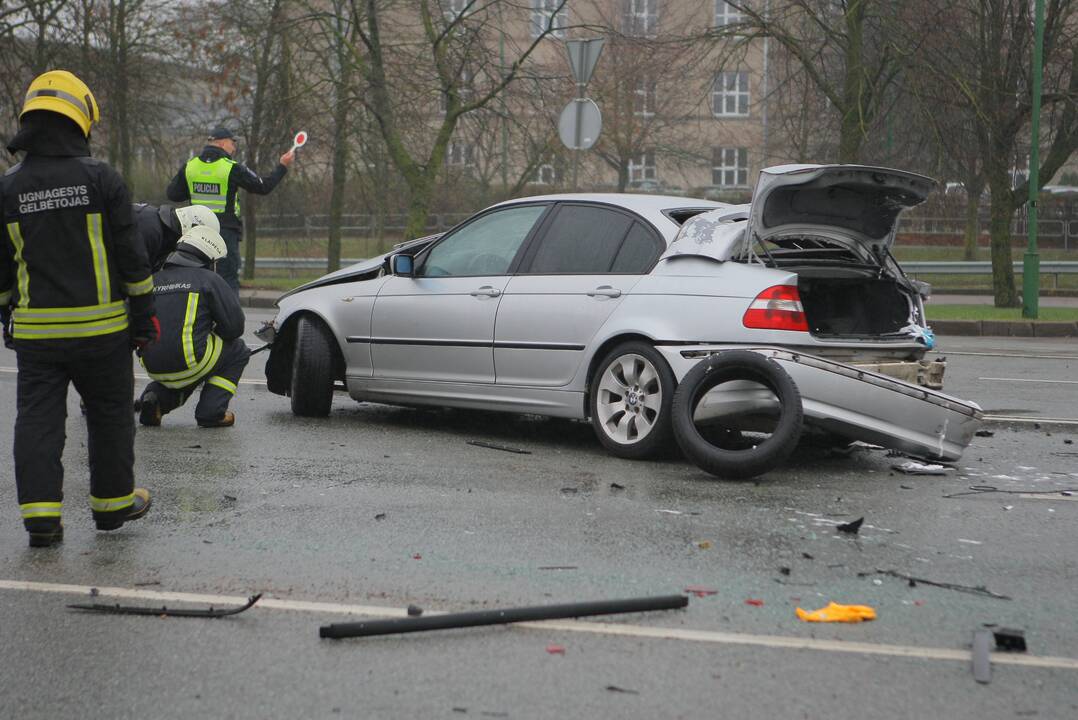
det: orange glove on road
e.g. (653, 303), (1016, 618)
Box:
(796, 602), (877, 623)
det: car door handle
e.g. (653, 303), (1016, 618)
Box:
(470, 286), (502, 297)
(587, 285), (622, 298)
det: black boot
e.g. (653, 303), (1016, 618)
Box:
(95, 488), (152, 531)
(26, 520), (64, 548)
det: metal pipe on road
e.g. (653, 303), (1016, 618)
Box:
(319, 594), (689, 639)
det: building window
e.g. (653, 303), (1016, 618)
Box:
(623, 0), (658, 38)
(628, 150), (656, 184)
(711, 71), (749, 116)
(447, 141), (474, 167)
(712, 147), (747, 187)
(530, 163), (558, 184)
(714, 1), (745, 27)
(531, 0), (568, 39)
(633, 78), (656, 117)
(443, 0), (470, 21)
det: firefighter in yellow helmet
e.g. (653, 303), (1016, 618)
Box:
(0, 70), (157, 547)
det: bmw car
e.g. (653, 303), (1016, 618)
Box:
(260, 165), (981, 462)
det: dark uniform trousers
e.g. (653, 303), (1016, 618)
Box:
(15, 335), (135, 531)
(142, 336), (250, 423)
(217, 226), (242, 293)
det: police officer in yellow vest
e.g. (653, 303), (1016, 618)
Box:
(0, 70), (157, 547)
(166, 127), (294, 293)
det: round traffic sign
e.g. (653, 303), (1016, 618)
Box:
(558, 99), (602, 150)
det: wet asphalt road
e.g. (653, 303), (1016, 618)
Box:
(1, 312), (1076, 719)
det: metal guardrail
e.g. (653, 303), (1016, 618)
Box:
(903, 261), (1078, 289)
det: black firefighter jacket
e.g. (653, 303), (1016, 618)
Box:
(134, 203), (182, 271)
(138, 261), (244, 388)
(0, 112), (153, 353)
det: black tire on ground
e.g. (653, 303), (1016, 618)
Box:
(290, 316), (337, 417)
(589, 341), (677, 460)
(672, 350), (803, 479)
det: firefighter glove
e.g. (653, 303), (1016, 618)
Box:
(128, 293), (159, 351)
(1, 304), (12, 349)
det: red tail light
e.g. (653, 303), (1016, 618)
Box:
(742, 284), (809, 331)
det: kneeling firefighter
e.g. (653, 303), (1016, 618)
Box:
(137, 225), (250, 428)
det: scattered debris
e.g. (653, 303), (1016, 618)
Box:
(223, 494), (237, 502)
(795, 602), (876, 623)
(610, 482), (626, 490)
(745, 599), (764, 607)
(605, 686), (640, 695)
(696, 540), (713, 550)
(89, 587), (99, 597)
(69, 593), (261, 618)
(538, 566), (578, 571)
(545, 644), (566, 655)
(319, 594), (689, 639)
(836, 517), (864, 534)
(560, 487), (579, 494)
(991, 627), (1027, 652)
(957, 538), (983, 545)
(466, 440), (531, 455)
(972, 629), (993, 684)
(1065, 439), (1074, 445)
(892, 461), (951, 475)
(974, 430), (994, 438)
(779, 567), (791, 576)
(186, 444), (203, 449)
(132, 580), (161, 587)
(407, 605), (423, 617)
(654, 509), (683, 515)
(900, 485), (914, 490)
(412, 553), (422, 560)
(684, 586), (718, 598)
(801, 552), (814, 560)
(375, 513), (387, 521)
(869, 569), (1011, 600)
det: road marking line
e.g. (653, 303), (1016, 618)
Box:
(0, 367), (265, 386)
(941, 351), (1078, 360)
(979, 377), (1078, 384)
(983, 415), (1078, 426)
(2, 579), (1077, 671)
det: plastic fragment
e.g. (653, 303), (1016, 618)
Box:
(696, 540), (713, 549)
(972, 630), (992, 683)
(836, 517), (864, 534)
(412, 553), (422, 560)
(992, 627), (1027, 652)
(546, 644), (566, 655)
(796, 602), (877, 623)
(892, 461), (951, 475)
(745, 598), (764, 607)
(407, 605), (423, 617)
(684, 586), (718, 598)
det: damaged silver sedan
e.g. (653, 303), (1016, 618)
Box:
(261, 164), (982, 477)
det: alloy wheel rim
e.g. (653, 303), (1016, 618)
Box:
(596, 353), (662, 444)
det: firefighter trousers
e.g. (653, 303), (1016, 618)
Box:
(140, 337), (250, 424)
(14, 334), (135, 531)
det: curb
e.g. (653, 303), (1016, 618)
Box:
(930, 319), (1078, 337)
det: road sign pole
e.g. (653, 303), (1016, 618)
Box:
(1023, 0), (1045, 319)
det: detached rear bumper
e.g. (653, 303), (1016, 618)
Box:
(656, 345), (982, 461)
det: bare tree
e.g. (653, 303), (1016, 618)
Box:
(718, 0), (908, 163)
(920, 0), (1078, 306)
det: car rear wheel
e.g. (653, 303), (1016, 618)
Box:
(590, 342), (676, 460)
(290, 316), (336, 417)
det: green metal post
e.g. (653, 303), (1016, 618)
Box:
(1023, 0), (1045, 318)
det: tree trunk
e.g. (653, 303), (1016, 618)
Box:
(837, 0), (866, 164)
(962, 187), (981, 261)
(403, 171), (436, 240)
(986, 184), (1019, 307)
(616, 159), (629, 192)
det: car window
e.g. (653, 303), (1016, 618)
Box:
(611, 222), (663, 273)
(421, 205), (546, 277)
(525, 205), (635, 274)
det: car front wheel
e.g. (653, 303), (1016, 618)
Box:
(589, 341), (676, 460)
(290, 316), (336, 417)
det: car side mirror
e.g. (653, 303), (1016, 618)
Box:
(390, 254), (414, 277)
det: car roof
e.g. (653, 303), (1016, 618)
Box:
(490, 193), (727, 237)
